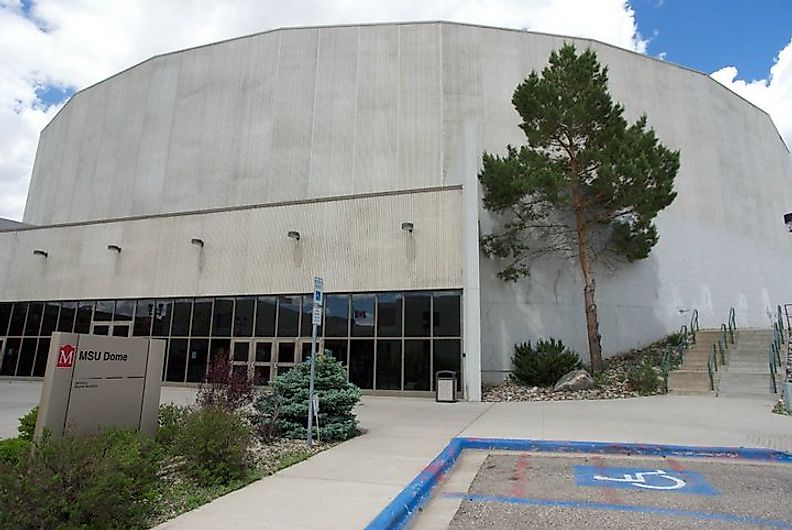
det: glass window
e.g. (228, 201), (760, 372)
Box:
(433, 292), (461, 337)
(16, 338), (37, 377)
(191, 298), (212, 337)
(376, 340), (401, 390)
(152, 300), (173, 336)
(404, 293), (431, 337)
(277, 296), (300, 337)
(209, 339), (231, 368)
(255, 296), (276, 337)
(57, 302), (77, 333)
(323, 295), (349, 337)
(186, 339), (209, 383)
(94, 300), (114, 322)
(0, 303), (11, 335)
(434, 339), (462, 391)
(93, 325), (109, 336)
(133, 300), (154, 336)
(404, 339), (430, 390)
(255, 342), (272, 363)
(233, 341), (249, 362)
(166, 339), (188, 382)
(24, 302), (43, 336)
(9, 302), (28, 335)
(376, 293), (402, 337)
(349, 340), (374, 389)
(33, 338), (50, 377)
(41, 302), (60, 336)
(1, 338), (20, 376)
(324, 339), (348, 367)
(254, 365), (270, 385)
(112, 325), (130, 337)
(213, 298), (234, 337)
(300, 295), (322, 337)
(171, 299), (192, 336)
(234, 297), (254, 337)
(277, 342), (296, 364)
(114, 300), (134, 321)
(352, 295), (375, 337)
(75, 302), (93, 333)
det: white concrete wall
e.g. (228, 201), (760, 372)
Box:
(2, 189), (462, 301)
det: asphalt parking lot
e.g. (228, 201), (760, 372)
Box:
(436, 452), (792, 529)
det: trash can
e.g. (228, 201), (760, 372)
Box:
(435, 371), (457, 403)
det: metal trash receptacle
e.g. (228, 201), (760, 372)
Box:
(435, 371), (457, 403)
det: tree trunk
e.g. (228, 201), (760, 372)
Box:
(570, 164), (604, 371)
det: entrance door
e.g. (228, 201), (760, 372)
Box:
(230, 339), (322, 384)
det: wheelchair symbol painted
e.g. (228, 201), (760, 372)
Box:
(592, 469), (685, 490)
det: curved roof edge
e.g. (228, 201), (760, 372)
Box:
(40, 20), (789, 153)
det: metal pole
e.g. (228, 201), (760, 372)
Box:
(306, 319), (318, 448)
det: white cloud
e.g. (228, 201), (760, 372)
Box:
(711, 38), (792, 150)
(0, 0), (645, 221)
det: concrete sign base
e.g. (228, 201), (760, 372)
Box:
(34, 332), (165, 439)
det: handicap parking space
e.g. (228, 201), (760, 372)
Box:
(432, 452), (792, 529)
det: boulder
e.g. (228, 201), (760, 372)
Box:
(553, 369), (595, 392)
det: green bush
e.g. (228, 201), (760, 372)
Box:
(0, 429), (161, 530)
(264, 352), (361, 442)
(157, 403), (190, 449)
(17, 407), (37, 441)
(0, 437), (30, 466)
(172, 407), (251, 486)
(512, 338), (583, 387)
(627, 363), (662, 395)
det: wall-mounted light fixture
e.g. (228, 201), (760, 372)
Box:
(401, 222), (414, 233)
(33, 249), (48, 258)
(784, 212), (792, 232)
(287, 230), (301, 241)
(107, 244), (122, 253)
(191, 237), (205, 247)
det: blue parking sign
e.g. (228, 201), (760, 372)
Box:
(574, 465), (718, 496)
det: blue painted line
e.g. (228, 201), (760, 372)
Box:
(443, 492), (792, 529)
(364, 437), (792, 530)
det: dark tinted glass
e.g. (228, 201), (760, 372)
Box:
(324, 339), (348, 366)
(33, 338), (50, 377)
(233, 341), (249, 362)
(0, 303), (10, 335)
(166, 339), (188, 382)
(404, 339), (430, 390)
(210, 339), (231, 367)
(57, 302), (76, 332)
(433, 292), (461, 336)
(191, 298), (212, 336)
(255, 342), (272, 363)
(9, 303), (28, 335)
(324, 295), (348, 337)
(377, 293), (402, 337)
(301, 295), (321, 337)
(114, 300), (134, 321)
(133, 300), (154, 336)
(212, 298), (233, 337)
(186, 339), (209, 382)
(171, 299), (192, 336)
(277, 296), (300, 337)
(233, 297), (254, 337)
(376, 340), (401, 390)
(278, 342), (296, 364)
(16, 338), (37, 377)
(112, 324), (130, 337)
(254, 365), (270, 385)
(152, 300), (173, 336)
(93, 325), (109, 336)
(349, 340), (374, 389)
(404, 293), (431, 337)
(434, 339), (461, 391)
(255, 296), (276, 337)
(41, 302), (60, 335)
(94, 300), (114, 321)
(352, 295), (375, 337)
(24, 303), (43, 336)
(0, 338), (20, 375)
(75, 302), (93, 333)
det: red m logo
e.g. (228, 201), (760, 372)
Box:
(57, 344), (75, 368)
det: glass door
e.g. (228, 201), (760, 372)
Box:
(273, 339), (322, 378)
(231, 339), (274, 385)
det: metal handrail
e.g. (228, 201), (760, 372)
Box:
(707, 344), (717, 391)
(718, 324), (728, 365)
(770, 349), (778, 394)
(727, 307), (736, 344)
(777, 305), (785, 343)
(690, 309), (699, 344)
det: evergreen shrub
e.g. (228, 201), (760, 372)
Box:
(512, 338), (583, 386)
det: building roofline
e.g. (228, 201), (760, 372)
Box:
(41, 20), (788, 153)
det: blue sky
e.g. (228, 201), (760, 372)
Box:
(634, 0), (792, 80)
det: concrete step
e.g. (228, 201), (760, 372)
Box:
(667, 370), (714, 393)
(717, 391), (779, 400)
(718, 372), (779, 395)
(669, 388), (717, 396)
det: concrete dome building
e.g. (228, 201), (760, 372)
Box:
(1, 21), (791, 400)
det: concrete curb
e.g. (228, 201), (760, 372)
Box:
(364, 437), (792, 530)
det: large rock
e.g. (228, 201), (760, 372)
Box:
(553, 369), (595, 392)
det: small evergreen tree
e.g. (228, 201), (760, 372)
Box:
(479, 44), (680, 370)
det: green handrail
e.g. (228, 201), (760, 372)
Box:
(769, 348), (778, 394)
(718, 324), (728, 364)
(689, 309), (699, 345)
(777, 305), (785, 343)
(707, 344), (717, 391)
(727, 307), (736, 344)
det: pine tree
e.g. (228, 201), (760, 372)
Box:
(479, 44), (680, 371)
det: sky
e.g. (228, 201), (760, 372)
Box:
(0, 0), (790, 221)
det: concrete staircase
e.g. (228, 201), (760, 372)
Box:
(667, 330), (723, 395)
(718, 329), (782, 399)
